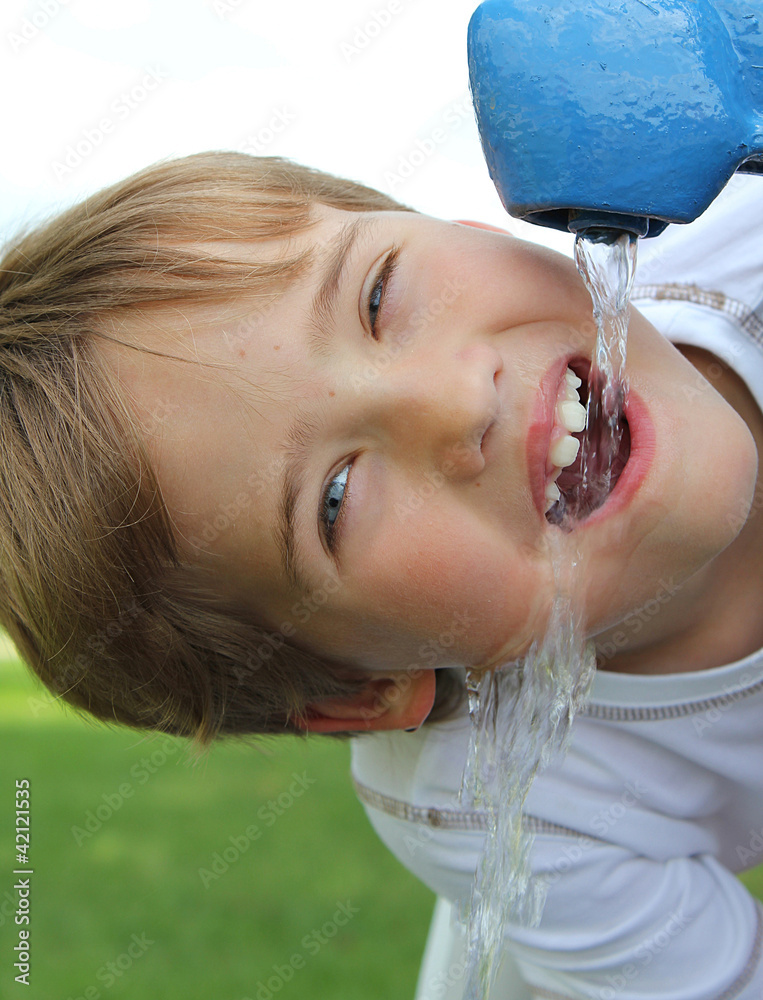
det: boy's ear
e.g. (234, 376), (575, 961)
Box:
(292, 670), (437, 734)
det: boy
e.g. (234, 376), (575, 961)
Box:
(1, 151), (762, 996)
(352, 173), (763, 999)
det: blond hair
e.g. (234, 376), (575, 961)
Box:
(0, 151), (463, 746)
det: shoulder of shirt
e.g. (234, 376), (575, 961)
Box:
(633, 173), (763, 307)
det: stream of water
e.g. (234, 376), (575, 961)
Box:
(458, 230), (638, 999)
(568, 231), (639, 524)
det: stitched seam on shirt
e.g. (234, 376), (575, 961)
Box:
(352, 778), (602, 842)
(631, 282), (763, 346)
(355, 781), (763, 997)
(715, 901), (763, 1000)
(582, 675), (763, 722)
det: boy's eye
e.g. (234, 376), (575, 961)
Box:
(367, 276), (383, 335)
(366, 247), (401, 338)
(319, 246), (402, 553)
(320, 463), (351, 552)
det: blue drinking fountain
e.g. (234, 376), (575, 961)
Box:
(467, 0), (763, 238)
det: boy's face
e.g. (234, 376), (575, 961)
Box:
(100, 207), (757, 677)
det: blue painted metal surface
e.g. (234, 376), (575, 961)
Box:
(467, 0), (763, 236)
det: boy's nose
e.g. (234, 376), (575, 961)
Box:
(371, 341), (504, 479)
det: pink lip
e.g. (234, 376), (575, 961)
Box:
(526, 356), (574, 517)
(526, 358), (656, 525)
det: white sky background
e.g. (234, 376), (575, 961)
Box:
(0, 0), (575, 258)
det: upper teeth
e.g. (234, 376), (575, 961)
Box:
(557, 379), (586, 432)
(557, 400), (586, 433)
(549, 434), (580, 468)
(555, 367), (586, 440)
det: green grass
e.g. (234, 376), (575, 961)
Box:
(4, 638), (763, 1000)
(0, 645), (435, 1000)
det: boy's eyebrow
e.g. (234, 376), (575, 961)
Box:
(275, 214), (379, 594)
(306, 215), (376, 358)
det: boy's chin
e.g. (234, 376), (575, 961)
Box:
(671, 341), (761, 551)
(663, 369), (756, 567)
(589, 416), (758, 651)
(690, 402), (759, 553)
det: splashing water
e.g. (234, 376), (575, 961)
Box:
(564, 230), (638, 524)
(458, 229), (638, 999)
(459, 533), (595, 999)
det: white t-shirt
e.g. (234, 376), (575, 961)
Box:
(351, 174), (763, 1000)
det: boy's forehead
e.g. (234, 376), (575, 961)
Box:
(87, 205), (376, 548)
(93, 231), (314, 362)
(91, 203), (410, 465)
(141, 208), (387, 364)
(105, 203), (380, 349)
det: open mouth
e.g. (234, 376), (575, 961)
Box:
(545, 358), (631, 527)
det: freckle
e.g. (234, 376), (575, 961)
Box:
(328, 391), (335, 397)
(474, 482), (481, 487)
(273, 345), (281, 350)
(238, 349), (245, 358)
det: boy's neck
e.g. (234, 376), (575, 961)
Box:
(600, 344), (763, 676)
